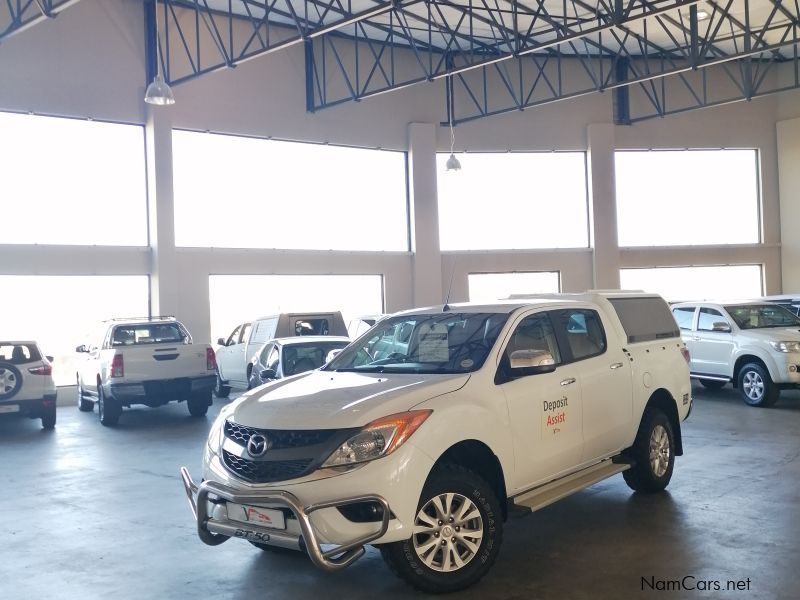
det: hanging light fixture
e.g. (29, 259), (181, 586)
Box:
(145, 2), (175, 106)
(445, 76), (461, 171)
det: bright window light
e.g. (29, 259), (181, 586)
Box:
(437, 152), (588, 250)
(0, 276), (149, 385)
(209, 275), (384, 341)
(620, 265), (763, 302)
(616, 150), (760, 247)
(0, 112), (147, 246)
(173, 131), (408, 250)
(468, 272), (560, 302)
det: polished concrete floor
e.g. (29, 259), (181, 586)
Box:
(2, 383), (798, 599)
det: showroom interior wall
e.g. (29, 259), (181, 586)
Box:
(0, 0), (795, 349)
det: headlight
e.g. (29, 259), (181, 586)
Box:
(769, 341), (800, 353)
(322, 410), (432, 468)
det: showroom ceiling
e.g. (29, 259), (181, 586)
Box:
(3, 0), (799, 123)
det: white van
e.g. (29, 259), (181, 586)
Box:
(214, 311), (348, 395)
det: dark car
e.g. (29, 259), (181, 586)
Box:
(248, 336), (351, 389)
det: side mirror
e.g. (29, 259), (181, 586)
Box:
(509, 349), (557, 377)
(46, 355), (54, 363)
(326, 349), (343, 363)
(712, 322), (732, 333)
(260, 368), (277, 380)
(75, 345), (88, 353)
(217, 337), (226, 346)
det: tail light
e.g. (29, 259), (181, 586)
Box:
(28, 364), (53, 376)
(680, 346), (691, 364)
(206, 348), (217, 371)
(110, 354), (124, 378)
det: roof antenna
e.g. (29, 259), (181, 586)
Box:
(442, 258), (457, 312)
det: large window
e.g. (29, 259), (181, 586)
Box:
(0, 112), (147, 246)
(616, 150), (760, 247)
(0, 276), (149, 385)
(209, 275), (384, 342)
(437, 153), (588, 250)
(468, 272), (560, 303)
(620, 265), (763, 302)
(173, 131), (408, 250)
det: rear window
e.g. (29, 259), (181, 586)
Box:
(294, 318), (331, 336)
(0, 343), (42, 364)
(110, 323), (188, 346)
(608, 297), (680, 344)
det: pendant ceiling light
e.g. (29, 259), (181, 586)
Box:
(445, 77), (461, 172)
(145, 3), (175, 106)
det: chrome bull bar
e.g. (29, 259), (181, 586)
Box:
(180, 467), (390, 571)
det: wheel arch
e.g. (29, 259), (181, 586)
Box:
(643, 388), (683, 456)
(429, 440), (508, 520)
(732, 354), (770, 387)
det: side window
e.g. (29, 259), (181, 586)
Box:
(505, 312), (561, 365)
(554, 309), (606, 361)
(697, 308), (726, 332)
(672, 307), (696, 331)
(266, 346), (280, 371)
(226, 325), (242, 347)
(240, 323), (252, 344)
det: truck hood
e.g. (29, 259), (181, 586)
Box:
(228, 370), (470, 429)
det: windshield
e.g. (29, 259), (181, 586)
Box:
(324, 312), (509, 375)
(724, 304), (800, 330)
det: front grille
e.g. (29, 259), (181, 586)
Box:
(222, 450), (312, 484)
(224, 421), (338, 449)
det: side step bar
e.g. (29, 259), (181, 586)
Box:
(512, 458), (631, 514)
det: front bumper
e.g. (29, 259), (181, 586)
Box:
(180, 467), (390, 571)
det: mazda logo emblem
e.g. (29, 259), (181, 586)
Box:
(246, 434), (270, 458)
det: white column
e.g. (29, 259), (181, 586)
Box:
(407, 123), (443, 306)
(145, 106), (181, 318)
(587, 123), (621, 289)
(777, 117), (800, 292)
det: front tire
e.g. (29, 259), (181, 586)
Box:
(98, 385), (121, 427)
(623, 407), (675, 493)
(213, 374), (230, 399)
(738, 363), (779, 407)
(187, 391), (211, 417)
(77, 376), (94, 412)
(380, 464), (503, 594)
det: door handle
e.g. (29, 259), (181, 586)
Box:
(610, 362), (624, 370)
(560, 377), (576, 386)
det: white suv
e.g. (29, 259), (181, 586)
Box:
(672, 300), (800, 406)
(0, 341), (57, 429)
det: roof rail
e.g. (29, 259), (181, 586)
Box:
(103, 316), (177, 323)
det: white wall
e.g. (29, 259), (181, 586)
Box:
(0, 0), (793, 345)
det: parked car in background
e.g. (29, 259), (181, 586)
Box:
(346, 314), (385, 338)
(761, 294), (800, 316)
(671, 300), (800, 406)
(76, 317), (217, 426)
(248, 336), (351, 388)
(214, 311), (348, 397)
(0, 341), (57, 429)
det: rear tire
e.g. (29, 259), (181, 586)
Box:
(98, 385), (121, 427)
(699, 378), (726, 390)
(77, 376), (94, 412)
(213, 374), (230, 399)
(738, 363), (779, 407)
(380, 464), (503, 594)
(623, 407), (675, 493)
(0, 362), (23, 400)
(187, 391), (211, 417)
(41, 404), (56, 429)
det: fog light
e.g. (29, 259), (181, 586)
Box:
(790, 365), (797, 372)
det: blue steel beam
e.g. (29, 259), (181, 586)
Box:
(0, 0), (81, 42)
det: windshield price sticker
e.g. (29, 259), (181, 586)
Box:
(419, 323), (450, 362)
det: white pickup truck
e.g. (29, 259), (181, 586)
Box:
(76, 317), (217, 426)
(181, 293), (691, 593)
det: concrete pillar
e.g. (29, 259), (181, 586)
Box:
(144, 106), (182, 319)
(777, 117), (800, 292)
(587, 123), (621, 289)
(407, 123), (443, 307)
